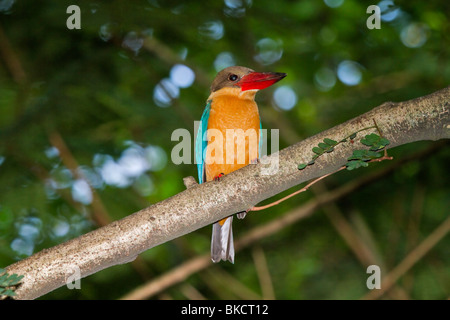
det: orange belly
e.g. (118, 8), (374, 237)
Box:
(205, 89), (260, 182)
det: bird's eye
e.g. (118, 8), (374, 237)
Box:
(228, 74), (239, 81)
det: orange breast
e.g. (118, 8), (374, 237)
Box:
(205, 88), (260, 182)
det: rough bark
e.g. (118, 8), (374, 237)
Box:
(5, 86), (450, 300)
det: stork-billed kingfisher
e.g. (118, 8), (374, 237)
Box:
(196, 66), (286, 263)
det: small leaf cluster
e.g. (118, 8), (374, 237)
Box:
(0, 268), (24, 298)
(360, 133), (390, 151)
(298, 138), (338, 170)
(346, 149), (382, 170)
(345, 133), (390, 170)
(298, 130), (390, 171)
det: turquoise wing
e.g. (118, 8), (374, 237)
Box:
(196, 100), (211, 184)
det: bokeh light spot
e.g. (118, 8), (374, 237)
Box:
(72, 179), (93, 205)
(324, 0), (344, 9)
(198, 20), (224, 40)
(314, 67), (336, 91)
(153, 78), (180, 107)
(122, 31), (144, 55)
(224, 0), (252, 17)
(99, 23), (114, 42)
(400, 23), (429, 48)
(254, 38), (283, 65)
(214, 52), (236, 72)
(273, 86), (298, 111)
(378, 0), (400, 22)
(0, 0), (15, 13)
(170, 64), (195, 88)
(337, 60), (363, 86)
(11, 237), (34, 258)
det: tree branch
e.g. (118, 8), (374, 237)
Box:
(119, 140), (446, 300)
(5, 86), (450, 300)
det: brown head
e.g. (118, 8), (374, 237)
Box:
(210, 66), (286, 93)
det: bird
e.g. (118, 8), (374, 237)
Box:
(196, 66), (286, 263)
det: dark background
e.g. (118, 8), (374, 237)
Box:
(0, 0), (448, 299)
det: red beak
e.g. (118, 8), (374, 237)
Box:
(236, 71), (287, 91)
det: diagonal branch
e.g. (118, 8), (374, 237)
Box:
(5, 86), (450, 300)
(120, 140), (445, 300)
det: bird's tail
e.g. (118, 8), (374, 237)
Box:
(211, 217), (235, 263)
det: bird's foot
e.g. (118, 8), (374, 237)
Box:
(213, 173), (225, 181)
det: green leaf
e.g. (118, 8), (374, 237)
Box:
(318, 142), (329, 150)
(360, 133), (390, 151)
(0, 269), (24, 297)
(346, 160), (369, 170)
(6, 274), (24, 286)
(298, 163), (307, 170)
(360, 133), (379, 145)
(348, 149), (366, 160)
(1, 289), (17, 297)
(348, 149), (382, 161)
(366, 150), (382, 158)
(349, 133), (357, 139)
(312, 147), (324, 155)
(323, 138), (337, 146)
(376, 137), (390, 150)
(0, 274), (8, 284)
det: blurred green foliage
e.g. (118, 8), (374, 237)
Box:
(0, 0), (448, 299)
